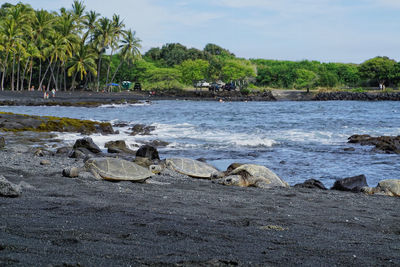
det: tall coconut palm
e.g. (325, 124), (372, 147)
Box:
(68, 43), (97, 90)
(109, 29), (141, 85)
(93, 16), (113, 91)
(105, 14), (125, 89)
(82, 10), (99, 44)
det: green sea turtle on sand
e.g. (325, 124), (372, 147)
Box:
(63, 157), (155, 182)
(216, 164), (289, 188)
(150, 157), (219, 179)
(361, 179), (400, 197)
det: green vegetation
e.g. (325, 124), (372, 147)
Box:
(0, 2), (399, 92)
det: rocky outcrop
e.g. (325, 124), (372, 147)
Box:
(331, 175), (368, 192)
(313, 92), (400, 101)
(348, 135), (400, 154)
(0, 112), (114, 135)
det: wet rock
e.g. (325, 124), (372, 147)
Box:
(331, 175), (368, 192)
(105, 140), (135, 154)
(73, 137), (102, 154)
(348, 134), (400, 154)
(135, 145), (160, 160)
(130, 124), (155, 136)
(0, 175), (21, 197)
(313, 92), (400, 101)
(145, 140), (170, 147)
(294, 179), (327, 190)
(343, 147), (355, 152)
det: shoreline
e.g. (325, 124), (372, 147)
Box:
(0, 90), (400, 105)
(0, 132), (399, 266)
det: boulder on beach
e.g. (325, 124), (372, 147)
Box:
(105, 140), (135, 154)
(73, 137), (102, 154)
(294, 179), (327, 190)
(331, 175), (368, 192)
(0, 175), (21, 197)
(136, 145), (160, 160)
(361, 179), (400, 197)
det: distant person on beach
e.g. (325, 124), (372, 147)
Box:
(30, 85), (35, 91)
(52, 89), (56, 98)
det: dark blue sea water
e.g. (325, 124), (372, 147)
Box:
(3, 100), (399, 187)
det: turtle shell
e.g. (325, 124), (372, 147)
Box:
(85, 157), (153, 181)
(166, 158), (218, 179)
(228, 164), (289, 187)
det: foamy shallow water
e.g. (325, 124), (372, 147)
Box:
(2, 100), (399, 187)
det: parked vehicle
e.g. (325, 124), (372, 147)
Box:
(209, 82), (221, 92)
(195, 80), (210, 88)
(223, 82), (236, 91)
(133, 82), (142, 91)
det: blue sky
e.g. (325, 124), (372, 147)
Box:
(8, 0), (400, 63)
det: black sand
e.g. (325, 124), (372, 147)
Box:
(0, 91), (399, 266)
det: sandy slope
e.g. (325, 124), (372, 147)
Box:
(0, 140), (399, 266)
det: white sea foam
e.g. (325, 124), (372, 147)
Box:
(99, 102), (150, 108)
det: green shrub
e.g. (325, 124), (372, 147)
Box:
(351, 87), (366, 93)
(240, 88), (251, 95)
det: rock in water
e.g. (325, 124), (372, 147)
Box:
(135, 145), (160, 160)
(73, 137), (102, 154)
(348, 134), (400, 154)
(362, 179), (400, 197)
(0, 175), (21, 197)
(294, 179), (327, 190)
(331, 175), (368, 192)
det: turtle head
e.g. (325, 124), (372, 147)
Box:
(149, 164), (164, 174)
(217, 175), (243, 186)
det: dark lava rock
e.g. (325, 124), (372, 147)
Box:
(331, 175), (368, 192)
(130, 124), (155, 136)
(313, 91), (400, 101)
(56, 147), (71, 155)
(294, 179), (327, 190)
(348, 134), (400, 154)
(105, 140), (135, 154)
(145, 140), (170, 147)
(73, 137), (102, 154)
(0, 175), (21, 197)
(135, 145), (160, 160)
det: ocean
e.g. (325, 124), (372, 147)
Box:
(3, 100), (399, 187)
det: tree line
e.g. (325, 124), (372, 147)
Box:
(0, 1), (141, 91)
(1, 2), (399, 92)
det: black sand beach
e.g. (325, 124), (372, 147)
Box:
(0, 91), (399, 266)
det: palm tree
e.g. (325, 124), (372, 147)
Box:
(32, 9), (55, 89)
(109, 29), (141, 85)
(93, 16), (113, 91)
(105, 14), (125, 89)
(67, 43), (97, 90)
(82, 10), (99, 44)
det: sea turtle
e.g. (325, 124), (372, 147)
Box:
(361, 179), (400, 197)
(150, 157), (219, 179)
(84, 157), (154, 182)
(216, 164), (289, 189)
